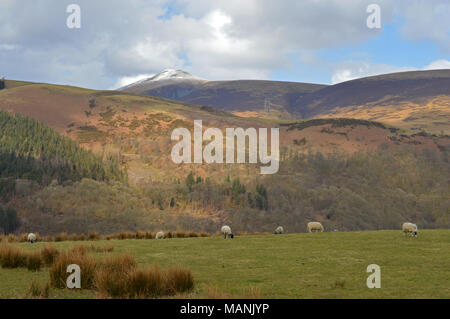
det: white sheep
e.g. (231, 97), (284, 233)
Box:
(274, 226), (284, 234)
(221, 225), (233, 239)
(155, 231), (164, 239)
(402, 222), (418, 237)
(27, 233), (37, 243)
(307, 222), (324, 233)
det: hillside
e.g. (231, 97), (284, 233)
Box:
(0, 110), (124, 196)
(0, 79), (448, 235)
(1, 80), (447, 181)
(291, 70), (450, 134)
(120, 70), (326, 119)
(121, 69), (450, 134)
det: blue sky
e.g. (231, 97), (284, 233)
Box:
(271, 17), (448, 84)
(0, 0), (448, 89)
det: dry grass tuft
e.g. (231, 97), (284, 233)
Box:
(0, 244), (27, 268)
(54, 232), (68, 242)
(94, 254), (137, 298)
(165, 266), (195, 294)
(41, 246), (60, 266)
(24, 280), (50, 299)
(0, 244), (42, 271)
(94, 259), (193, 299)
(49, 251), (97, 289)
(7, 234), (18, 243)
(88, 231), (100, 240)
(26, 251), (42, 271)
(331, 279), (346, 289)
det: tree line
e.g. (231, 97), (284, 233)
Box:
(0, 110), (126, 200)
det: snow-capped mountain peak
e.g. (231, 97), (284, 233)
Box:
(148, 69), (201, 81)
(118, 69), (205, 90)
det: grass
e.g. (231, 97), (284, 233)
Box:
(49, 251), (97, 289)
(0, 230), (448, 298)
(95, 264), (193, 298)
(24, 280), (50, 299)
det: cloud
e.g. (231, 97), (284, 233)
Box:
(331, 62), (416, 84)
(111, 74), (155, 90)
(331, 59), (450, 84)
(398, 0), (450, 53)
(423, 59), (450, 70)
(0, 0), (447, 88)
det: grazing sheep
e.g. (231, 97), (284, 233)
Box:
(27, 233), (37, 243)
(155, 231), (164, 239)
(307, 222), (324, 233)
(221, 225), (233, 239)
(274, 226), (284, 234)
(402, 222), (418, 237)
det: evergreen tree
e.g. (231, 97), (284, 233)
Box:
(231, 177), (246, 202)
(185, 171), (195, 192)
(0, 110), (126, 196)
(0, 206), (21, 234)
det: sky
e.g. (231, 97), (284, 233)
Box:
(0, 0), (449, 89)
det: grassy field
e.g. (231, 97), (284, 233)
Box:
(0, 230), (449, 299)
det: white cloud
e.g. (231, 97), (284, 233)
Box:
(0, 44), (17, 50)
(331, 59), (450, 84)
(398, 0), (450, 53)
(0, 0), (447, 88)
(111, 74), (155, 90)
(331, 62), (416, 84)
(423, 59), (450, 70)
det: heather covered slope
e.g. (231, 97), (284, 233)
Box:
(120, 70), (450, 134)
(291, 70), (450, 134)
(121, 72), (326, 119)
(0, 79), (448, 235)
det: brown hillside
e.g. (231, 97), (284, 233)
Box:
(291, 70), (450, 134)
(0, 80), (448, 186)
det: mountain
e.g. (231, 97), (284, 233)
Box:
(121, 69), (450, 134)
(292, 70), (450, 134)
(0, 78), (448, 235)
(119, 69), (205, 91)
(118, 69), (207, 97)
(120, 69), (327, 119)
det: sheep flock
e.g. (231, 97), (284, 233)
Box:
(24, 221), (420, 244)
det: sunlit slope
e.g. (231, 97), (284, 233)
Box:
(1, 80), (448, 234)
(122, 78), (326, 118)
(291, 70), (450, 134)
(0, 80), (448, 186)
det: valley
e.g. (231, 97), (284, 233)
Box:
(0, 72), (448, 236)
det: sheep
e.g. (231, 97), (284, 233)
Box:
(307, 222), (324, 233)
(27, 233), (37, 243)
(402, 222), (418, 237)
(155, 231), (164, 239)
(274, 226), (284, 234)
(221, 225), (233, 239)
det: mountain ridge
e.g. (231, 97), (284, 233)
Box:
(120, 69), (450, 134)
